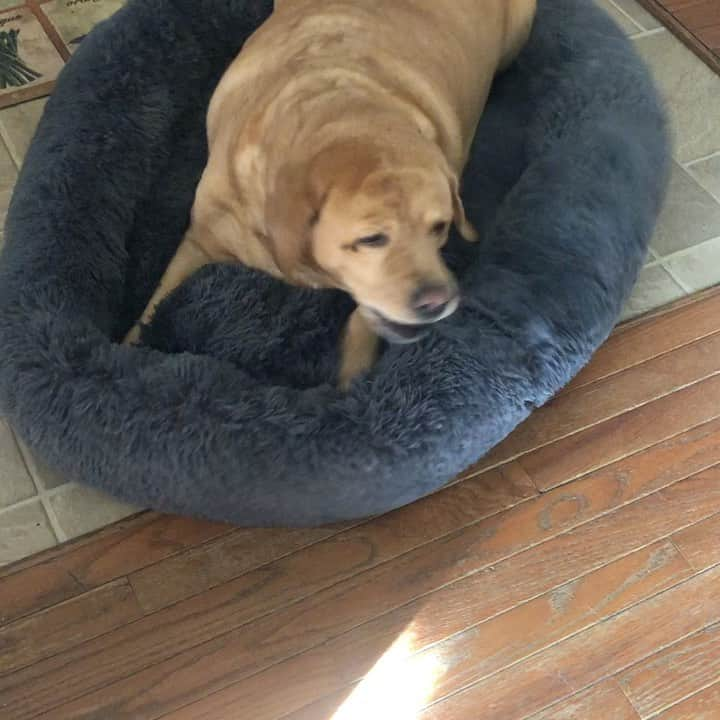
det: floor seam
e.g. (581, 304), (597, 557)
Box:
(629, 26), (666, 39)
(608, 0), (646, 32)
(14, 437), (67, 543)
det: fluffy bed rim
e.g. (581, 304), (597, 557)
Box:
(0, 0), (669, 526)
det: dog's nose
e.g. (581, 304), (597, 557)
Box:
(411, 284), (457, 320)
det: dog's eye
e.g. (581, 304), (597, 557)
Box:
(431, 221), (449, 236)
(353, 233), (389, 250)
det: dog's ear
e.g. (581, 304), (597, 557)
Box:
(266, 164), (328, 286)
(447, 172), (478, 242)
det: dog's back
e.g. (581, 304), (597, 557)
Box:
(208, 0), (535, 174)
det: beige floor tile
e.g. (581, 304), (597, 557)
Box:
(0, 501), (56, 566)
(0, 421), (36, 508)
(0, 97), (46, 167)
(47, 483), (139, 539)
(17, 440), (67, 490)
(0, 0), (24, 8)
(635, 31), (720, 164)
(663, 237), (720, 294)
(596, 0), (640, 34)
(611, 0), (662, 31)
(688, 153), (720, 204)
(621, 265), (686, 321)
(651, 162), (720, 256)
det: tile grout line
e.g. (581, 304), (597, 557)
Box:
(0, 121), (22, 170)
(629, 26), (666, 39)
(684, 165), (720, 205)
(0, 494), (44, 518)
(0, 123), (19, 171)
(14, 435), (68, 543)
(607, 0), (645, 33)
(38, 495), (68, 543)
(658, 261), (693, 294)
(655, 234), (720, 263)
(684, 149), (720, 168)
(623, 261), (689, 322)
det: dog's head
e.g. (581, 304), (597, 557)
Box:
(267, 139), (476, 343)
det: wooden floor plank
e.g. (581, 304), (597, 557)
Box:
(525, 680), (640, 720)
(465, 370), (720, 484)
(45, 469), (720, 720)
(166, 541), (691, 720)
(0, 580), (143, 676)
(0, 563), (83, 626)
(0, 513), (232, 624)
(0, 511), (153, 578)
(653, 680), (720, 720)
(281, 688), (357, 720)
(0, 512), (228, 580)
(391, 543), (690, 716)
(460, 410), (720, 501)
(522, 374), (720, 490)
(565, 289), (720, 393)
(666, 0), (719, 19)
(283, 679), (642, 720)
(673, 512), (720, 571)
(499, 331), (720, 458)
(52, 515), (233, 589)
(706, 25), (720, 51)
(0, 466), (534, 720)
(417, 565), (720, 720)
(129, 525), (348, 614)
(618, 622), (720, 718)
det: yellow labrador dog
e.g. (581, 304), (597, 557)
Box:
(126, 0), (536, 388)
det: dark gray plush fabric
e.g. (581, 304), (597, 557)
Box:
(0, 0), (669, 526)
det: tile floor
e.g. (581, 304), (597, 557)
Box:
(1, 0), (720, 566)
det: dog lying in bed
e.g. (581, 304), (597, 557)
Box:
(125, 0), (536, 388)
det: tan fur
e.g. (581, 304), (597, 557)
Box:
(126, 0), (536, 388)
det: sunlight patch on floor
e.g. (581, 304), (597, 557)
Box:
(332, 625), (446, 720)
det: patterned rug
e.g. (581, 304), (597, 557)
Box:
(0, 0), (123, 109)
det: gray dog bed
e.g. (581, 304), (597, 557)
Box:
(0, 0), (669, 526)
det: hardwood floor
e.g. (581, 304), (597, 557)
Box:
(2, 289), (720, 719)
(638, 0), (720, 74)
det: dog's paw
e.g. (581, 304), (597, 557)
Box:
(337, 346), (376, 391)
(123, 324), (142, 346)
(337, 360), (370, 391)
